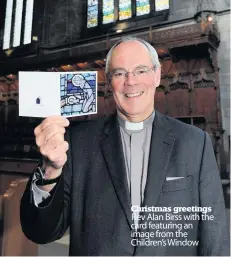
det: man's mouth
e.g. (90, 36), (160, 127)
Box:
(124, 91), (144, 98)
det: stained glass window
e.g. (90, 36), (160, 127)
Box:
(119, 0), (132, 20)
(103, 0), (114, 24)
(3, 0), (14, 49)
(23, 0), (34, 44)
(13, 0), (23, 47)
(86, 0), (169, 29)
(136, 0), (150, 16)
(155, 0), (169, 11)
(3, 0), (35, 49)
(87, 0), (98, 28)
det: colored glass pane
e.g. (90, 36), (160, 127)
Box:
(155, 0), (169, 11)
(13, 0), (24, 47)
(3, 0), (14, 49)
(23, 0), (34, 45)
(136, 0), (150, 16)
(103, 0), (114, 24)
(60, 72), (97, 116)
(119, 0), (131, 20)
(87, 0), (98, 28)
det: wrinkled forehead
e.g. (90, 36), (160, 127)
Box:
(112, 40), (150, 56)
(110, 41), (152, 68)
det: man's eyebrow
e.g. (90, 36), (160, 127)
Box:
(134, 65), (150, 69)
(111, 65), (150, 72)
(111, 68), (127, 72)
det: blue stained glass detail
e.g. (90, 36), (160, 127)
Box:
(60, 72), (97, 117)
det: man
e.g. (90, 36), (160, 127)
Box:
(20, 37), (230, 256)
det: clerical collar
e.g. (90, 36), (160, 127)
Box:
(117, 111), (155, 131)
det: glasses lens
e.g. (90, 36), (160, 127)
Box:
(113, 71), (126, 79)
(134, 68), (149, 76)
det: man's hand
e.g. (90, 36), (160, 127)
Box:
(34, 115), (70, 183)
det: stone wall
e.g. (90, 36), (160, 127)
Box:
(217, 11), (230, 170)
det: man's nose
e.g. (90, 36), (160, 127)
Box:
(125, 72), (136, 86)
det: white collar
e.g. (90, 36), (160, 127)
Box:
(125, 120), (144, 130)
(117, 111), (155, 131)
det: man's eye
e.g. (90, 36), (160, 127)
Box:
(135, 69), (147, 75)
(114, 72), (124, 77)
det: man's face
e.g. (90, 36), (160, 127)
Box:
(109, 41), (161, 121)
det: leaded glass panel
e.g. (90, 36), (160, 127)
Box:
(136, 0), (150, 16)
(119, 0), (132, 20)
(103, 0), (114, 24)
(155, 0), (169, 11)
(87, 0), (98, 28)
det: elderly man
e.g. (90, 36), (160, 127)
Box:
(20, 37), (229, 256)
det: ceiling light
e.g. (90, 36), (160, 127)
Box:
(116, 29), (122, 33)
(207, 15), (213, 22)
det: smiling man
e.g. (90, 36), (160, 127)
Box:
(20, 37), (229, 256)
(108, 39), (161, 122)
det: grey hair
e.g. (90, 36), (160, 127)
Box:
(105, 36), (160, 77)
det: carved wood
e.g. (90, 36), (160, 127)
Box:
(155, 57), (220, 133)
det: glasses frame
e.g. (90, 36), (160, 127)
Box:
(108, 66), (156, 81)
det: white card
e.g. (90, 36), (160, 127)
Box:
(19, 71), (97, 118)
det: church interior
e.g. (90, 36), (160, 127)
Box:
(0, 0), (230, 255)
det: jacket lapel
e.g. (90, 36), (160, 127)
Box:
(142, 111), (176, 208)
(100, 114), (132, 227)
(99, 111), (176, 229)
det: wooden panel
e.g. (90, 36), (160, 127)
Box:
(2, 179), (38, 256)
(0, 161), (37, 195)
(0, 173), (28, 195)
(166, 88), (190, 117)
(155, 88), (167, 114)
(193, 87), (218, 124)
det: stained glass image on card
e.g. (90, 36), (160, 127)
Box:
(60, 72), (97, 117)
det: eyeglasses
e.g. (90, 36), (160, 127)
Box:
(109, 66), (156, 80)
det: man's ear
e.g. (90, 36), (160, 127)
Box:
(154, 66), (161, 88)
